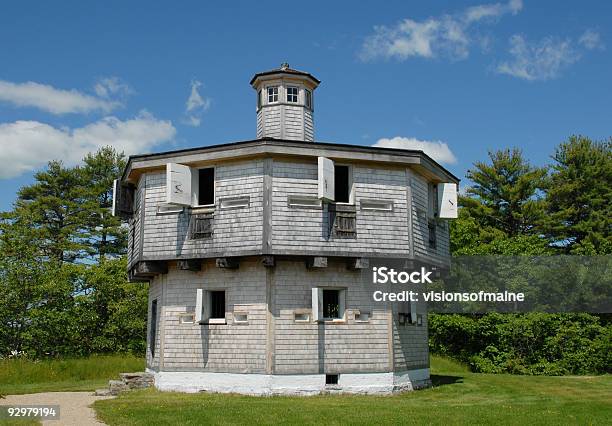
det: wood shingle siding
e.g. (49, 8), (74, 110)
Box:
(128, 158), (451, 265)
(271, 160), (411, 256)
(133, 160), (264, 262)
(147, 258), (429, 375)
(151, 259), (268, 373)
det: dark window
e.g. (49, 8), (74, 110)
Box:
(210, 291), (225, 319)
(305, 89), (312, 109)
(287, 86), (298, 103)
(198, 168), (215, 205)
(428, 220), (437, 249)
(334, 165), (350, 203)
(323, 289), (340, 319)
(150, 299), (158, 356)
(326, 374), (339, 385)
(257, 89), (262, 109)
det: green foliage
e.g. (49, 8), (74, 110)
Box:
(0, 354), (144, 395)
(461, 148), (547, 238)
(0, 147), (145, 359)
(429, 313), (612, 375)
(13, 160), (89, 262)
(544, 136), (612, 254)
(81, 147), (128, 260)
(84, 258), (148, 354)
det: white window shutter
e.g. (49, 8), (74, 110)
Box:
(112, 179), (119, 217)
(410, 300), (418, 324)
(437, 183), (458, 219)
(318, 157), (335, 202)
(312, 287), (323, 321)
(166, 163), (192, 206)
(195, 289), (203, 323)
(112, 179), (134, 218)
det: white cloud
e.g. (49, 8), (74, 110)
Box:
(0, 111), (175, 178)
(464, 0), (522, 23)
(0, 80), (121, 114)
(373, 136), (457, 165)
(94, 77), (133, 99)
(359, 0), (522, 61)
(496, 35), (581, 81)
(183, 80), (211, 127)
(578, 29), (604, 50)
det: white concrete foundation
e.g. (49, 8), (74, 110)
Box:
(150, 369), (431, 395)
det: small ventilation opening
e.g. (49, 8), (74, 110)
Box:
(325, 374), (339, 385)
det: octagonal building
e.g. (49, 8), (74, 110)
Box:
(113, 64), (459, 395)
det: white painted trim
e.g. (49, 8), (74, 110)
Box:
(153, 369), (430, 395)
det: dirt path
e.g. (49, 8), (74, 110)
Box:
(1, 392), (113, 425)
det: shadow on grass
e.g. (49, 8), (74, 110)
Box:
(431, 375), (464, 387)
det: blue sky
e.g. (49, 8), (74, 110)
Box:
(1, 0), (610, 211)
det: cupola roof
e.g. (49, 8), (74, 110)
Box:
(250, 63), (320, 86)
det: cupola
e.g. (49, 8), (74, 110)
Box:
(250, 63), (320, 142)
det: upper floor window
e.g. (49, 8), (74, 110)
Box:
(197, 167), (215, 206)
(257, 89), (262, 109)
(334, 165), (351, 203)
(210, 291), (226, 319)
(267, 86), (278, 103)
(305, 89), (312, 109)
(287, 86), (298, 103)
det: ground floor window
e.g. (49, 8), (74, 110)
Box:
(210, 291), (226, 319)
(312, 288), (346, 321)
(323, 289), (340, 319)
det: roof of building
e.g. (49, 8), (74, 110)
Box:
(122, 138), (460, 185)
(250, 63), (321, 86)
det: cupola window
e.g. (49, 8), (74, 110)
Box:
(287, 86), (298, 103)
(267, 86), (278, 103)
(305, 89), (312, 109)
(257, 89), (262, 109)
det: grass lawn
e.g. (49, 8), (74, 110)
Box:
(93, 356), (612, 425)
(0, 354), (144, 396)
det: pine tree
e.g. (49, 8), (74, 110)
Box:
(461, 148), (548, 238)
(81, 147), (128, 260)
(13, 161), (88, 262)
(545, 136), (612, 254)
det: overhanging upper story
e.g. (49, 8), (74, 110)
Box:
(114, 137), (460, 280)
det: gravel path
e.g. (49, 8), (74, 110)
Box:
(1, 392), (113, 425)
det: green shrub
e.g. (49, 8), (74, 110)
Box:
(429, 313), (611, 375)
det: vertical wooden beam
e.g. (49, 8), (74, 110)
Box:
(405, 168), (415, 259)
(159, 275), (166, 371)
(265, 267), (275, 374)
(262, 158), (273, 254)
(387, 310), (395, 372)
(138, 175), (146, 262)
